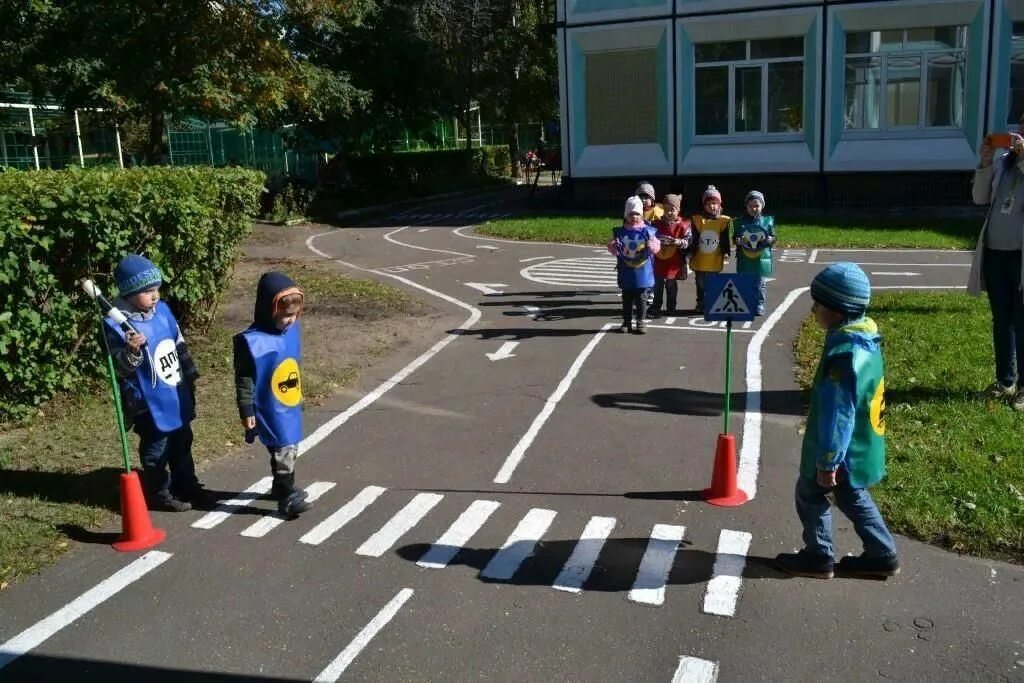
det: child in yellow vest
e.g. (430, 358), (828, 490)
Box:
(635, 181), (664, 223)
(689, 185), (731, 313)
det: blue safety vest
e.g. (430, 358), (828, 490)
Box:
(242, 322), (303, 448)
(105, 301), (193, 432)
(613, 225), (656, 290)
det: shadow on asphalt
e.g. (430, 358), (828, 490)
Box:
(592, 387), (806, 417)
(0, 656), (301, 682)
(395, 540), (789, 589)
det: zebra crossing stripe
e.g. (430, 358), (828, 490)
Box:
(671, 656), (719, 683)
(701, 530), (752, 617)
(239, 482), (337, 538)
(480, 508), (557, 580)
(299, 485), (387, 546)
(628, 524), (686, 606)
(417, 500), (501, 569)
(355, 492), (444, 557)
(192, 476), (274, 529)
(552, 516), (617, 593)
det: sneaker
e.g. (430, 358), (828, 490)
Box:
(987, 382), (1017, 400)
(837, 554), (900, 579)
(279, 492), (313, 519)
(756, 306), (766, 316)
(1013, 391), (1024, 412)
(619, 323), (632, 333)
(634, 320), (647, 335)
(152, 494), (192, 513)
(774, 550), (834, 579)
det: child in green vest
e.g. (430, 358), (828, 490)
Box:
(775, 263), (899, 580)
(732, 190), (776, 316)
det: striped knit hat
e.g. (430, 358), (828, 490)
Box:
(745, 190), (766, 208)
(635, 181), (656, 202)
(702, 185), (722, 203)
(115, 254), (163, 297)
(811, 262), (871, 317)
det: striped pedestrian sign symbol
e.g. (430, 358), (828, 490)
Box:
(703, 274), (757, 322)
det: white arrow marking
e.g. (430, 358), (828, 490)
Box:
(486, 341), (519, 361)
(417, 228), (431, 233)
(464, 282), (508, 295)
(870, 271), (920, 276)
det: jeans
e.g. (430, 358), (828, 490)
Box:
(983, 248), (1024, 388)
(134, 413), (198, 500)
(652, 278), (678, 313)
(755, 276), (767, 314)
(621, 288), (649, 325)
(794, 474), (897, 561)
(694, 272), (709, 310)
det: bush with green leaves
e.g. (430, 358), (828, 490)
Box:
(345, 145), (511, 198)
(0, 166), (264, 421)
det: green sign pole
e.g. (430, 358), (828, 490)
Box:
(723, 319), (733, 434)
(98, 319), (134, 473)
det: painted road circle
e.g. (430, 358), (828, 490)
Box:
(520, 256), (618, 288)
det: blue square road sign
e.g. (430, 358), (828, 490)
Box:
(703, 273), (758, 322)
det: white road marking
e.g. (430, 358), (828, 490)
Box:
(355, 493), (444, 557)
(628, 524), (685, 607)
(671, 656), (720, 683)
(701, 530), (752, 617)
(313, 588), (414, 682)
(299, 486), (388, 546)
(476, 245), (500, 250)
(519, 256), (553, 262)
(452, 225), (600, 249)
(486, 341), (519, 361)
(0, 551), (173, 671)
(464, 282), (508, 295)
(646, 325), (755, 334)
(417, 500), (501, 569)
(239, 482), (336, 538)
(192, 477), (273, 529)
(665, 317), (677, 325)
(480, 508), (558, 580)
(871, 271), (920, 276)
(493, 322), (616, 484)
(552, 516), (617, 593)
(383, 226), (473, 258)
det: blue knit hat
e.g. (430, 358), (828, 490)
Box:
(115, 255), (163, 297)
(811, 262), (871, 317)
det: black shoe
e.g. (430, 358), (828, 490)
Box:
(774, 550), (834, 579)
(620, 323), (632, 333)
(633, 320), (647, 335)
(152, 493), (192, 512)
(279, 491), (313, 519)
(174, 481), (207, 504)
(837, 554), (900, 579)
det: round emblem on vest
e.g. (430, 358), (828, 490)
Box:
(698, 232), (719, 253)
(153, 338), (182, 386)
(870, 378), (886, 436)
(271, 358), (302, 407)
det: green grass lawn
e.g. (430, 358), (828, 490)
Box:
(794, 292), (1024, 562)
(477, 215), (981, 249)
(0, 259), (416, 588)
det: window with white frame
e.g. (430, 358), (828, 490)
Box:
(693, 37), (804, 137)
(844, 26), (967, 132)
(1008, 23), (1024, 126)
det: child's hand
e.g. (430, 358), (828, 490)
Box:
(816, 468), (838, 489)
(242, 416), (256, 430)
(125, 330), (147, 354)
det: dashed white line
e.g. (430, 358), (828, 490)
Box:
(355, 493), (444, 557)
(553, 516), (617, 593)
(480, 508), (558, 580)
(418, 500), (501, 569)
(383, 226), (473, 258)
(192, 477), (273, 529)
(313, 588), (415, 682)
(628, 524), (685, 607)
(299, 486), (388, 546)
(239, 481), (336, 538)
(0, 551), (173, 671)
(701, 530), (752, 617)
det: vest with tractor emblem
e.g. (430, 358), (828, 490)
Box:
(242, 321), (303, 448)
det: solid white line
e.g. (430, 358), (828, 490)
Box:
(480, 508), (558, 580)
(628, 524), (685, 607)
(647, 325), (755, 334)
(738, 287), (807, 499)
(355, 492), (444, 557)
(873, 285), (967, 289)
(494, 322), (616, 484)
(519, 256), (553, 262)
(453, 225), (598, 249)
(417, 228), (431, 233)
(239, 481), (336, 538)
(808, 249), (819, 264)
(300, 233), (481, 457)
(417, 499), (501, 569)
(313, 588), (414, 683)
(0, 551), (173, 671)
(816, 247), (972, 253)
(552, 516), (617, 593)
(813, 261), (968, 267)
(192, 476), (273, 529)
(665, 317), (677, 325)
(383, 226), (473, 258)
(476, 245), (500, 250)
(527, 265), (616, 274)
(671, 656), (720, 683)
(701, 530), (752, 617)
(299, 486), (388, 546)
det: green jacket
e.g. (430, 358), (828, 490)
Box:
(800, 317), (886, 488)
(733, 215), (775, 277)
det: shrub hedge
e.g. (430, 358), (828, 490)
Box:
(347, 145), (511, 197)
(0, 166), (264, 420)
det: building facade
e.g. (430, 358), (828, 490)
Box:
(556, 0), (1024, 207)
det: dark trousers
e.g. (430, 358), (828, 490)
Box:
(134, 413), (198, 500)
(652, 278), (678, 313)
(621, 288), (649, 326)
(983, 248), (1024, 388)
(694, 271), (709, 310)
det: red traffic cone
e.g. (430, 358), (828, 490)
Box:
(112, 471), (166, 552)
(702, 434), (749, 507)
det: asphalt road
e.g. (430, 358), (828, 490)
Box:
(1, 188), (1021, 683)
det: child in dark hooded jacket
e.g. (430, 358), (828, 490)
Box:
(233, 271), (314, 519)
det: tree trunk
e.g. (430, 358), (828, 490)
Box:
(508, 120), (520, 179)
(146, 108), (165, 165)
(463, 101), (473, 151)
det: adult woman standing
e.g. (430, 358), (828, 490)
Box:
(969, 133), (1024, 411)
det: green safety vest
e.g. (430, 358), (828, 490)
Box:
(733, 215), (774, 277)
(800, 318), (886, 488)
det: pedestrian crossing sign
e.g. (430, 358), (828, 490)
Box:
(703, 273), (757, 322)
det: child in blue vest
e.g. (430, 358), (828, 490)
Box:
(233, 272), (313, 519)
(608, 195), (661, 334)
(775, 263), (900, 580)
(103, 255), (201, 512)
(732, 190), (776, 316)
